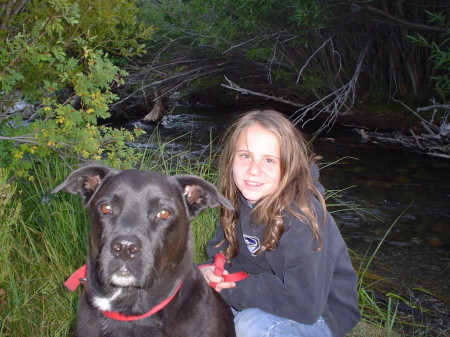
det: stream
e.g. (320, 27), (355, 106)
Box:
(119, 106), (449, 334)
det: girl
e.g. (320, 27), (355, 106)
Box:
(200, 109), (360, 337)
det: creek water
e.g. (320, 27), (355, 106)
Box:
(121, 106), (450, 332)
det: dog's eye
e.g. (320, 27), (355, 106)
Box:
(157, 209), (171, 220)
(100, 204), (113, 214)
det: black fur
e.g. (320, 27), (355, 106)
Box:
(52, 165), (235, 337)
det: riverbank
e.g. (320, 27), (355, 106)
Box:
(127, 100), (450, 159)
(313, 108), (449, 159)
(348, 238), (450, 336)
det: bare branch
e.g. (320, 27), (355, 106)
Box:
(221, 76), (306, 108)
(291, 40), (371, 133)
(221, 35), (264, 54)
(112, 60), (226, 110)
(417, 104), (450, 112)
(296, 36), (336, 84)
(352, 4), (447, 33)
(0, 135), (39, 145)
(393, 98), (435, 128)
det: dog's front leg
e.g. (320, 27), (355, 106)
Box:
(73, 293), (103, 337)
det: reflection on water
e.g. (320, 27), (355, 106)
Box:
(315, 133), (450, 251)
(124, 107), (230, 165)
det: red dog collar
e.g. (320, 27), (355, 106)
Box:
(101, 282), (182, 321)
(65, 265), (87, 291)
(65, 253), (247, 321)
(64, 265), (182, 321)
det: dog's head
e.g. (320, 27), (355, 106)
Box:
(51, 165), (233, 290)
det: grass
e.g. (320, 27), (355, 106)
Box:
(0, 136), (440, 336)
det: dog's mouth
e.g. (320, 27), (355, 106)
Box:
(110, 266), (138, 287)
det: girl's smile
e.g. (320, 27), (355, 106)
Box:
(232, 124), (281, 204)
(244, 180), (262, 186)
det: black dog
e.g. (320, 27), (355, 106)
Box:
(51, 165), (235, 337)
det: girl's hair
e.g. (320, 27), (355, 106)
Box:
(218, 109), (326, 260)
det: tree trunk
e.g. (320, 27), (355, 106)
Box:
(142, 89), (166, 123)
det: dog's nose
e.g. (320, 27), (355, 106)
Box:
(110, 235), (143, 260)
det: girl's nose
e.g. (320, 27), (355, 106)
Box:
(248, 160), (262, 176)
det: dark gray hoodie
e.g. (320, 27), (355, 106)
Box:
(205, 165), (360, 337)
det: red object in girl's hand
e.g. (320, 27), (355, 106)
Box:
(209, 253), (226, 288)
(208, 253), (248, 289)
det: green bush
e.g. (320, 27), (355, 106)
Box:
(0, 0), (152, 177)
(409, 11), (450, 101)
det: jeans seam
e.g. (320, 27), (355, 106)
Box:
(267, 320), (294, 337)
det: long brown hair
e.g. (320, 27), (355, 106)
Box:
(218, 109), (326, 260)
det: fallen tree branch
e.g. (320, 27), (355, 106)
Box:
(221, 76), (306, 108)
(417, 104), (450, 112)
(355, 129), (449, 158)
(395, 98), (450, 140)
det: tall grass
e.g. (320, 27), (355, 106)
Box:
(0, 134), (437, 336)
(341, 203), (437, 336)
(1, 159), (84, 336)
(0, 134), (220, 336)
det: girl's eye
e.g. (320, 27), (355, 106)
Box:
(240, 153), (251, 159)
(100, 204), (113, 214)
(157, 209), (171, 220)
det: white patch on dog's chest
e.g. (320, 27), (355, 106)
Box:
(93, 289), (123, 311)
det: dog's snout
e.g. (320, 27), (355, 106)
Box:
(111, 235), (143, 260)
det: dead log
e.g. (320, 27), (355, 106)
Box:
(142, 89), (167, 123)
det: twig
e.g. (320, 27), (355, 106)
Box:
(0, 135), (71, 149)
(410, 129), (425, 150)
(0, 135), (39, 145)
(296, 36), (335, 84)
(221, 76), (306, 108)
(420, 121), (440, 139)
(417, 104), (450, 112)
(221, 35), (264, 54)
(393, 98), (436, 129)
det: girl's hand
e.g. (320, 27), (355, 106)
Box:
(200, 265), (236, 292)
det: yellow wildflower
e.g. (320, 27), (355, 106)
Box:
(14, 151), (23, 159)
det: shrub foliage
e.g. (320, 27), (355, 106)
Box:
(0, 0), (153, 176)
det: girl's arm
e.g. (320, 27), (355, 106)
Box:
(219, 204), (357, 325)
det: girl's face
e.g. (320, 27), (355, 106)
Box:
(232, 124), (281, 204)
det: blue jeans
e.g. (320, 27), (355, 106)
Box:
(233, 308), (333, 337)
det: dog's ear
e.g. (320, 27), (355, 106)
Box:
(172, 175), (234, 218)
(51, 165), (115, 204)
